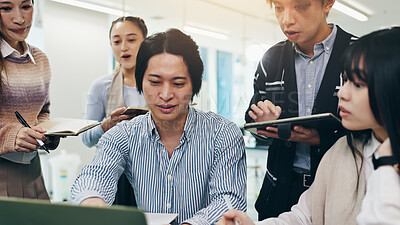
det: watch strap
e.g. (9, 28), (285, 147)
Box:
(372, 154), (397, 170)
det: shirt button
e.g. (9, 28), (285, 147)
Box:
(162, 150), (166, 153)
(168, 175), (172, 180)
(326, 47), (330, 51)
(309, 60), (313, 64)
(307, 108), (311, 113)
(308, 84), (312, 88)
(167, 203), (171, 209)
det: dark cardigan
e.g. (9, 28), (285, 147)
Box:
(245, 26), (357, 220)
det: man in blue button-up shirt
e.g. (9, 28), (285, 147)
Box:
(71, 28), (247, 225)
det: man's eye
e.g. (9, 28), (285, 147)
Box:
(22, 5), (32, 10)
(0, 7), (12, 11)
(113, 41), (120, 44)
(150, 80), (160, 85)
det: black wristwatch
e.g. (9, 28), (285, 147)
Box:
(372, 155), (397, 170)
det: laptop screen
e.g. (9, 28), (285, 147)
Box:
(0, 197), (147, 225)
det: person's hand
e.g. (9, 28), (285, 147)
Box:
(257, 125), (320, 146)
(101, 107), (137, 132)
(377, 138), (392, 157)
(216, 209), (254, 225)
(14, 126), (47, 152)
(80, 197), (107, 207)
(248, 100), (281, 122)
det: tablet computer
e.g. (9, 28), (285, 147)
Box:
(244, 113), (342, 135)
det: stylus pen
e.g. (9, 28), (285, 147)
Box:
(14, 111), (49, 153)
(223, 195), (239, 225)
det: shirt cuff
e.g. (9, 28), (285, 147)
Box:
(70, 190), (105, 205)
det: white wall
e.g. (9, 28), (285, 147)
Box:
(42, 0), (111, 171)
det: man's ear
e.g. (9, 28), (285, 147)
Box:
(324, 0), (335, 14)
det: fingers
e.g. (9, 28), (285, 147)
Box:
(111, 107), (127, 116)
(248, 100), (281, 122)
(257, 129), (279, 139)
(248, 110), (257, 120)
(118, 113), (136, 121)
(101, 107), (132, 132)
(15, 127), (45, 152)
(32, 125), (46, 133)
(258, 100), (280, 117)
(289, 126), (320, 145)
(222, 210), (254, 225)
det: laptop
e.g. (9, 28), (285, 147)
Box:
(0, 197), (147, 225)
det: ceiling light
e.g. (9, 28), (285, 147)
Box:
(50, 0), (123, 16)
(333, 1), (368, 22)
(183, 26), (229, 40)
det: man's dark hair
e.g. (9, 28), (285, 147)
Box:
(135, 28), (203, 98)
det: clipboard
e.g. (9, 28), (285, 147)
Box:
(244, 113), (342, 140)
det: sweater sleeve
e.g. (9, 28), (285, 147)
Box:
(81, 78), (107, 148)
(0, 124), (22, 155)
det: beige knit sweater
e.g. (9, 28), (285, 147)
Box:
(306, 136), (365, 225)
(0, 46), (51, 157)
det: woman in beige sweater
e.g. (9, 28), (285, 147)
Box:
(0, 0), (59, 199)
(217, 27), (400, 225)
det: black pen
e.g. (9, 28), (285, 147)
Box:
(14, 111), (50, 153)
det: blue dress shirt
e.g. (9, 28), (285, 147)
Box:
(292, 24), (338, 173)
(71, 107), (247, 224)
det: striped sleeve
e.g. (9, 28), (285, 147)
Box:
(184, 121), (247, 224)
(70, 124), (128, 205)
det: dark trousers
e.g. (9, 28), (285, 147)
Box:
(113, 173), (137, 206)
(288, 172), (310, 207)
(255, 171), (311, 220)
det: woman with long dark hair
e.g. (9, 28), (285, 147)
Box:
(355, 27), (400, 225)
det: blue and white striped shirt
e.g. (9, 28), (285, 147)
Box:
(71, 107), (247, 224)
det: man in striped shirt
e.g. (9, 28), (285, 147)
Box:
(71, 29), (247, 224)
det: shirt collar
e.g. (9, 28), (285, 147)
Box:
(293, 23), (337, 57)
(147, 105), (196, 142)
(365, 132), (382, 159)
(0, 38), (36, 64)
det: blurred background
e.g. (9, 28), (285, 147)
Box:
(29, 0), (399, 219)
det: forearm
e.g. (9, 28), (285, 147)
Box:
(81, 125), (104, 148)
(71, 132), (126, 205)
(81, 197), (107, 207)
(82, 97), (106, 147)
